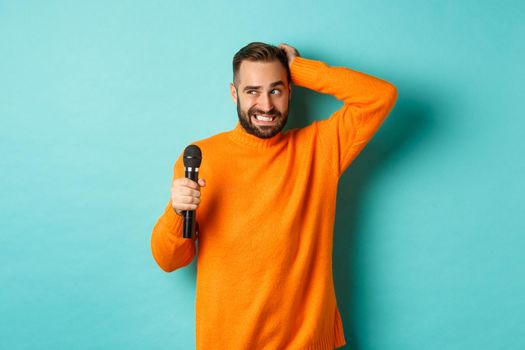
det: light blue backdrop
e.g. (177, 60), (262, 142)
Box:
(1, 1), (524, 349)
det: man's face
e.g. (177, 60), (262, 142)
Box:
(230, 60), (291, 139)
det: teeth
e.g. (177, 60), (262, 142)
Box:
(255, 115), (274, 122)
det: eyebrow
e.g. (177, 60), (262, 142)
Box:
(243, 80), (285, 91)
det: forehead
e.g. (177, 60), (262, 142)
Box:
(237, 60), (288, 87)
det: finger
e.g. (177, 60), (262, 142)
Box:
(171, 182), (199, 195)
(280, 43), (293, 52)
(175, 187), (201, 197)
(174, 177), (199, 190)
(173, 203), (198, 211)
(174, 195), (201, 205)
(279, 43), (299, 57)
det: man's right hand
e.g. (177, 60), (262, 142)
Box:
(171, 178), (206, 216)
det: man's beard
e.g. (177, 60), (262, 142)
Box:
(236, 101), (289, 139)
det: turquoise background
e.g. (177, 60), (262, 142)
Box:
(1, 0), (524, 349)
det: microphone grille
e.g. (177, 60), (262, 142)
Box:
(183, 144), (202, 168)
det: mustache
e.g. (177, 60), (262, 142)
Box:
(248, 107), (282, 118)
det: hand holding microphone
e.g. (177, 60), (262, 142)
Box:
(171, 145), (204, 238)
(170, 178), (206, 214)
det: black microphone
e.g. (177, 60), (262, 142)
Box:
(182, 144), (202, 239)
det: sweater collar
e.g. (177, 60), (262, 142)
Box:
(228, 122), (286, 150)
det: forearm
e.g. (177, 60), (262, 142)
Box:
(151, 202), (196, 272)
(290, 56), (398, 174)
(291, 57), (397, 111)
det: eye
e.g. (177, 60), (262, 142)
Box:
(247, 90), (258, 96)
(271, 89), (281, 95)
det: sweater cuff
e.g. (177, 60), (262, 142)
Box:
(165, 207), (199, 242)
(290, 57), (326, 89)
(164, 206), (184, 233)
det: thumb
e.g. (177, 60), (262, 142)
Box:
(198, 178), (206, 187)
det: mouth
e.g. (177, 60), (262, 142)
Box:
(251, 114), (278, 125)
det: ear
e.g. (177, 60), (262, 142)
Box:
(288, 85), (292, 100)
(230, 83), (238, 105)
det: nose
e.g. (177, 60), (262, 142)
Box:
(257, 93), (274, 112)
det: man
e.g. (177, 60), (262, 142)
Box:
(151, 42), (397, 349)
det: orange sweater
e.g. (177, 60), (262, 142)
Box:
(151, 57), (397, 349)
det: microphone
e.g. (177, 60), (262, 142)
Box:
(182, 144), (202, 239)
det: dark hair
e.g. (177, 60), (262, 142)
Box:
(232, 42), (290, 85)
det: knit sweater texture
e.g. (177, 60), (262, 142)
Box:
(151, 57), (398, 349)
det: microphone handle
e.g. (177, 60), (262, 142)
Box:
(183, 167), (199, 238)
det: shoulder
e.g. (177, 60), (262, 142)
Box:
(284, 122), (319, 144)
(190, 129), (231, 153)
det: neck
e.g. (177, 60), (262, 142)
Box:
(228, 122), (286, 149)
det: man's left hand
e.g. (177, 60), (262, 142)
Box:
(279, 43), (300, 67)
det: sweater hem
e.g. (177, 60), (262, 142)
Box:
(300, 307), (347, 350)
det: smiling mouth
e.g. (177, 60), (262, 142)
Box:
(251, 114), (278, 125)
(255, 114), (275, 121)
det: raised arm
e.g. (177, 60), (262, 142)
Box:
(283, 45), (398, 175)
